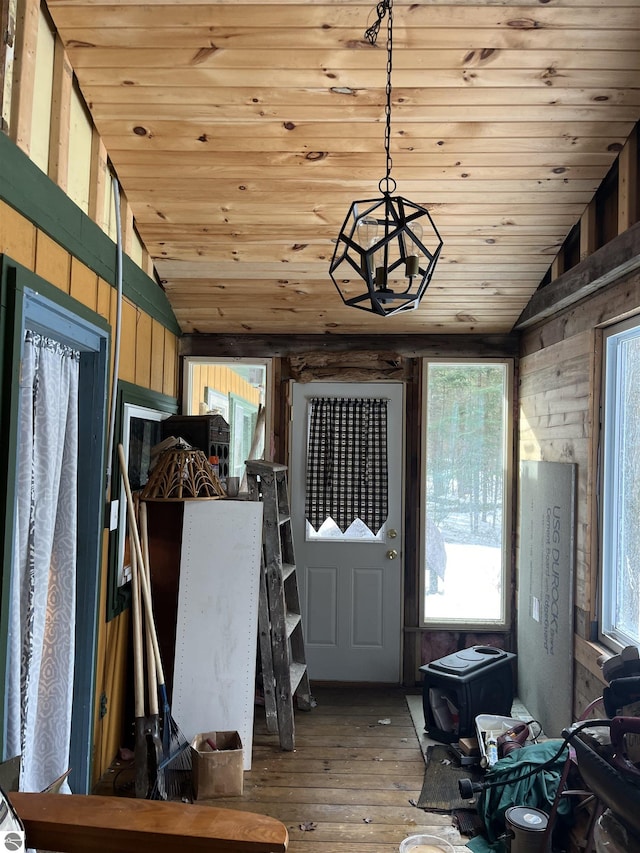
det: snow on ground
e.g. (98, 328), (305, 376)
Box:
(425, 542), (502, 621)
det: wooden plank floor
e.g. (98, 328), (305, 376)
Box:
(202, 685), (467, 853)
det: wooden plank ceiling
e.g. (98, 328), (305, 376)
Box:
(47, 0), (640, 335)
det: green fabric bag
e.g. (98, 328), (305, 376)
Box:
(465, 740), (571, 852)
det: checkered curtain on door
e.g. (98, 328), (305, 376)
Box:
(305, 397), (388, 534)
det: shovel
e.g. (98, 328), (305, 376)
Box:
(139, 501), (164, 798)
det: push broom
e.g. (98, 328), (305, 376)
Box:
(128, 510), (152, 798)
(139, 500), (193, 801)
(118, 444), (192, 800)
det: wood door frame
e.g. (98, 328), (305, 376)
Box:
(0, 257), (109, 793)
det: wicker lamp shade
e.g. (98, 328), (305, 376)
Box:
(140, 447), (225, 501)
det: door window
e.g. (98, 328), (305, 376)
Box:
(304, 396), (389, 542)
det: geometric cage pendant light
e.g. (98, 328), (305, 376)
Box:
(329, 0), (443, 317)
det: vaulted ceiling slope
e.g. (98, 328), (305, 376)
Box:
(47, 0), (640, 335)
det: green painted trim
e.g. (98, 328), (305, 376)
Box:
(0, 254), (114, 785)
(0, 259), (24, 755)
(14, 260), (111, 337)
(0, 131), (181, 336)
(116, 379), (180, 416)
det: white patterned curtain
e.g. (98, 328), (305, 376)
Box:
(7, 331), (80, 793)
(305, 397), (388, 534)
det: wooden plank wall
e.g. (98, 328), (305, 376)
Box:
(0, 198), (179, 786)
(518, 123), (639, 720)
(519, 267), (640, 718)
(1, 0), (182, 787)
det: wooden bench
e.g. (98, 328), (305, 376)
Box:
(8, 792), (288, 853)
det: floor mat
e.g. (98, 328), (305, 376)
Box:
(417, 744), (483, 812)
(453, 807), (485, 837)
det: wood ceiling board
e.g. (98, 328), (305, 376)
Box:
(84, 89), (640, 112)
(97, 123), (636, 145)
(151, 241), (562, 259)
(122, 177), (602, 193)
(137, 219), (582, 236)
(134, 198), (592, 212)
(164, 295), (533, 311)
(162, 280), (540, 295)
(100, 150), (621, 167)
(172, 314), (530, 336)
(45, 4), (640, 29)
(141, 228), (570, 244)
(132, 206), (592, 228)
(150, 248), (562, 265)
(55, 27), (640, 51)
(63, 49), (640, 72)
(88, 119), (636, 141)
(92, 82), (609, 106)
(155, 258), (552, 275)
(60, 70), (640, 92)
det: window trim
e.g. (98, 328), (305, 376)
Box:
(599, 314), (640, 652)
(418, 358), (514, 631)
(106, 381), (177, 620)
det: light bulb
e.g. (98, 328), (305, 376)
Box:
(405, 221), (423, 278)
(356, 216), (378, 280)
(356, 216), (378, 248)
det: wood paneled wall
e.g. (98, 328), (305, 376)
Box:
(0, 197), (178, 785)
(1, 0), (182, 789)
(517, 122), (639, 720)
(519, 267), (640, 718)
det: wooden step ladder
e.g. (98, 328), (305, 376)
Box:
(246, 460), (312, 751)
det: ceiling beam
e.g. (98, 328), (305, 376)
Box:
(515, 220), (640, 330)
(179, 333), (520, 358)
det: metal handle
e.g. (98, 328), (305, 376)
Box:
(386, 549), (398, 560)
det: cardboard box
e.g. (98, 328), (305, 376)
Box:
(190, 731), (243, 799)
(458, 736), (479, 756)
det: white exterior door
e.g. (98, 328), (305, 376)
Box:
(290, 382), (404, 682)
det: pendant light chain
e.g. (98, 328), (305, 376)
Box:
(384, 0), (393, 191)
(365, 0), (395, 195)
(330, 0), (443, 316)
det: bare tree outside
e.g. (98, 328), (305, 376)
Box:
(424, 363), (508, 623)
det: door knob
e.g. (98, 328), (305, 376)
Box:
(386, 549), (398, 560)
(388, 529), (398, 539)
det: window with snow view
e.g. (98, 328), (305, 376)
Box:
(420, 361), (513, 629)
